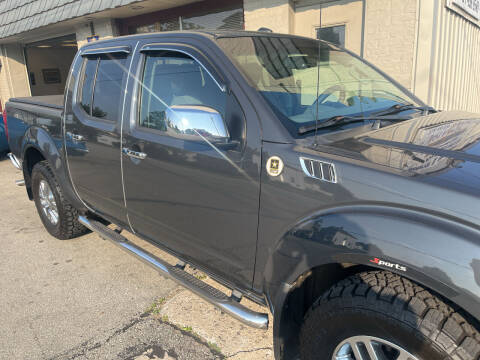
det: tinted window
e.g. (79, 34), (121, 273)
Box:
(139, 51), (225, 131)
(92, 56), (127, 121)
(79, 58), (97, 114)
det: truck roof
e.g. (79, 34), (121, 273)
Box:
(81, 30), (318, 48)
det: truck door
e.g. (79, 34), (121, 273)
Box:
(122, 45), (262, 287)
(64, 47), (130, 225)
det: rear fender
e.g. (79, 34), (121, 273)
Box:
(21, 126), (85, 211)
(266, 205), (480, 358)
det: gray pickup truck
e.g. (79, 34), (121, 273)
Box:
(5, 30), (480, 360)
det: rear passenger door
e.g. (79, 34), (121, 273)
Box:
(65, 48), (130, 225)
(122, 44), (262, 287)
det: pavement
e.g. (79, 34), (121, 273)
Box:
(0, 156), (273, 360)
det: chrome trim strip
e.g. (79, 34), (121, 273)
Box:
(7, 153), (21, 170)
(140, 45), (226, 92)
(81, 46), (131, 57)
(78, 215), (269, 329)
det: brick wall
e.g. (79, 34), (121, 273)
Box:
(363, 0), (418, 90)
(244, 0), (295, 33)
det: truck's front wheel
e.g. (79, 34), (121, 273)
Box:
(300, 271), (480, 360)
(32, 160), (88, 239)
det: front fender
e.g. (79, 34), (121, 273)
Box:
(21, 126), (85, 211)
(265, 205), (480, 324)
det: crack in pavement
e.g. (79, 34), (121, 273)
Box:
(47, 313), (157, 360)
(225, 347), (273, 358)
(46, 313), (221, 360)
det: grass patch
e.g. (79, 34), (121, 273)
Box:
(208, 342), (222, 354)
(146, 297), (166, 315)
(181, 325), (193, 332)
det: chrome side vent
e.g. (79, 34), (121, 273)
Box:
(300, 157), (337, 183)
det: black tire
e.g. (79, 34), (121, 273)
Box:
(32, 160), (88, 240)
(300, 271), (480, 360)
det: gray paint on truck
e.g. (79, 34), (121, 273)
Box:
(5, 31), (480, 360)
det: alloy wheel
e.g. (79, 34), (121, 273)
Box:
(38, 180), (59, 225)
(333, 335), (419, 360)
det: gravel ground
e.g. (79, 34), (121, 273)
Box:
(0, 156), (273, 360)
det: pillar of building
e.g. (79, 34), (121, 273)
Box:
(75, 18), (118, 48)
(0, 43), (31, 106)
(243, 0), (295, 34)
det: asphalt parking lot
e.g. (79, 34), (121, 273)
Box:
(0, 156), (273, 360)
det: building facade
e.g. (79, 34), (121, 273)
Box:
(0, 0), (478, 113)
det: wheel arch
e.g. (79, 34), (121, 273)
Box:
(265, 205), (480, 359)
(21, 126), (85, 212)
(23, 145), (46, 199)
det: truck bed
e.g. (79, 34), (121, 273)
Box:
(6, 95), (64, 159)
(9, 95), (64, 110)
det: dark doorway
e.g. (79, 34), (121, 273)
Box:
(25, 34), (77, 96)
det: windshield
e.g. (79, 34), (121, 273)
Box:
(217, 35), (420, 134)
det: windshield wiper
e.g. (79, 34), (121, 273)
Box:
(298, 114), (411, 135)
(372, 103), (435, 117)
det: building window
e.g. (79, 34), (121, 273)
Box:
(181, 7), (243, 30)
(132, 18), (180, 34)
(316, 25), (346, 47)
(123, 1), (244, 35)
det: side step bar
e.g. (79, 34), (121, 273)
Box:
(7, 153), (22, 170)
(78, 216), (269, 329)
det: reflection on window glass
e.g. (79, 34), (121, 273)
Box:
(92, 56), (127, 121)
(80, 58), (97, 114)
(139, 51), (225, 132)
(218, 36), (417, 130)
(317, 25), (346, 47)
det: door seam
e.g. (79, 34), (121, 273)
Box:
(120, 40), (140, 234)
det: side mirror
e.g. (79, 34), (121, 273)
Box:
(165, 105), (230, 145)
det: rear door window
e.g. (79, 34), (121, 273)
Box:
(92, 56), (127, 121)
(79, 58), (97, 114)
(78, 55), (127, 121)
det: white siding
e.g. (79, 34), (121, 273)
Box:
(427, 3), (480, 112)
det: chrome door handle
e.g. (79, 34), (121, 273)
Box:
(123, 148), (147, 160)
(67, 132), (85, 142)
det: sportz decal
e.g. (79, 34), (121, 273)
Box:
(370, 257), (407, 272)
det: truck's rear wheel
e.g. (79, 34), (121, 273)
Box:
(32, 160), (88, 239)
(300, 271), (480, 360)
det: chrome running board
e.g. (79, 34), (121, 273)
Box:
(7, 153), (21, 170)
(78, 215), (269, 329)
